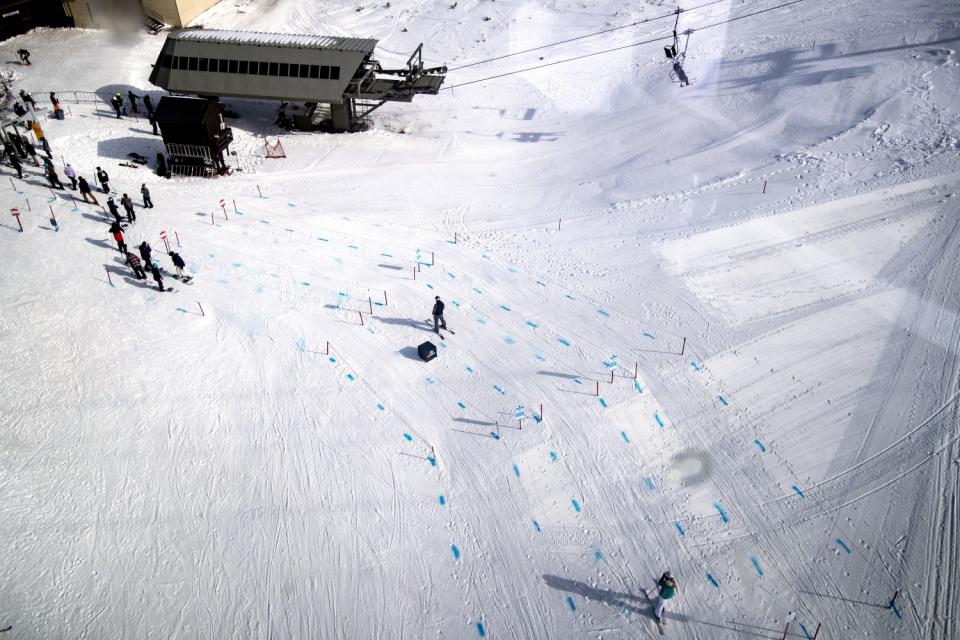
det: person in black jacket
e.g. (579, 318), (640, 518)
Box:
(149, 263), (164, 291)
(432, 296), (447, 334)
(7, 152), (22, 179)
(168, 251), (186, 278)
(120, 193), (135, 223)
(143, 94), (154, 115)
(139, 241), (153, 267)
(78, 176), (98, 204)
(45, 165), (64, 189)
(140, 183), (153, 208)
(17, 49), (30, 65)
(107, 197), (122, 224)
(110, 93), (123, 118)
(96, 166), (109, 193)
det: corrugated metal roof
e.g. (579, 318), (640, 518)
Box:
(169, 29), (377, 53)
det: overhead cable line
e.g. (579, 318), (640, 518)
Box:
(448, 0), (729, 71)
(442, 0), (811, 90)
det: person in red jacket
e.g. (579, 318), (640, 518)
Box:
(109, 221), (127, 254)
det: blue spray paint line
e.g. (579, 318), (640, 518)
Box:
(706, 573), (719, 588)
(504, 336), (515, 345)
(643, 332), (656, 340)
(571, 499), (582, 513)
(376, 403), (385, 411)
(284, 228), (295, 233)
(476, 318), (487, 325)
(451, 544), (461, 560)
(426, 283), (434, 289)
(231, 262), (242, 268)
(751, 556), (764, 576)
(482, 254), (491, 260)
(792, 485), (806, 498)
(255, 286), (264, 293)
(512, 464), (521, 478)
(451, 300), (461, 308)
(800, 623), (813, 639)
(573, 379), (582, 385)
(836, 538), (851, 554)
(472, 287), (483, 294)
(596, 308), (610, 317)
(499, 304), (512, 312)
(532, 520), (541, 533)
(566, 596), (577, 612)
(564, 294), (576, 301)
(380, 252), (393, 257)
(489, 432), (500, 440)
(714, 502), (730, 523)
(333, 256), (342, 263)
(890, 602), (902, 619)
(438, 342), (447, 349)
(620, 431), (631, 443)
(348, 245), (359, 250)
(599, 398), (608, 408)
(328, 356), (337, 363)
(675, 522), (686, 537)
(492, 385), (506, 395)
(402, 433), (413, 442)
(558, 338), (571, 347)
(753, 439), (767, 453)
(301, 281), (311, 287)
(457, 402), (466, 409)
(534, 353), (545, 361)
(465, 366), (475, 374)
(549, 451), (558, 462)
(634, 381), (644, 394)
(594, 549), (603, 561)
(644, 477), (656, 491)
(439, 495), (446, 506)
(654, 413), (665, 428)
(374, 301), (384, 306)
(316, 236), (329, 242)
(346, 373), (355, 381)
(427, 456), (437, 466)
(447, 271), (456, 279)
(476, 622), (486, 637)
(188, 266), (199, 274)
(175, 307), (187, 313)
(287, 202), (296, 208)
(446, 239), (456, 244)
(536, 280), (546, 287)
(259, 219), (270, 224)
(507, 267), (518, 273)
(525, 321), (539, 329)
(718, 395), (729, 406)
(426, 376), (435, 384)
(295, 339), (306, 352)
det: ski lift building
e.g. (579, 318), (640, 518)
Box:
(153, 96), (232, 176)
(148, 29), (446, 131)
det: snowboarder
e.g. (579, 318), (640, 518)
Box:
(23, 140), (39, 166)
(148, 113), (159, 136)
(168, 251), (186, 278)
(40, 136), (51, 158)
(143, 94), (154, 116)
(7, 152), (22, 179)
(45, 165), (64, 189)
(17, 49), (30, 65)
(127, 90), (139, 114)
(110, 92), (124, 118)
(107, 197), (122, 224)
(110, 222), (127, 254)
(126, 252), (146, 279)
(121, 193), (135, 223)
(653, 571), (678, 624)
(64, 163), (77, 190)
(138, 240), (153, 266)
(95, 166), (109, 193)
(432, 296), (447, 334)
(18, 90), (36, 110)
(140, 183), (153, 208)
(78, 176), (98, 204)
(12, 102), (27, 118)
(148, 263), (165, 291)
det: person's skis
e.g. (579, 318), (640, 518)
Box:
(640, 588), (665, 635)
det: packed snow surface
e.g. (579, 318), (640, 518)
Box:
(1, 0), (959, 638)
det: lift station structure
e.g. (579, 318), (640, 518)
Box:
(149, 29), (447, 131)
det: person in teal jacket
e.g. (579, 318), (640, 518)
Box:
(654, 571), (678, 623)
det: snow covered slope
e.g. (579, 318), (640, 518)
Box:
(1, 0), (958, 638)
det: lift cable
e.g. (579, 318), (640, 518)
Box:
(442, 0), (812, 90)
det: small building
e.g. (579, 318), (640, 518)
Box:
(64, 0), (222, 29)
(149, 29), (446, 131)
(153, 96), (232, 177)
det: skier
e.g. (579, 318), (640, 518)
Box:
(78, 176), (98, 204)
(18, 90), (36, 110)
(140, 183), (153, 208)
(120, 193), (135, 223)
(432, 295), (447, 334)
(110, 92), (124, 118)
(167, 251), (186, 278)
(17, 49), (30, 65)
(107, 197), (122, 224)
(127, 90), (139, 114)
(148, 113), (159, 136)
(64, 163), (77, 190)
(22, 139), (39, 166)
(138, 240), (153, 267)
(148, 262), (165, 291)
(40, 136), (51, 158)
(110, 222), (127, 254)
(653, 571), (678, 625)
(126, 251), (146, 279)
(45, 165), (64, 189)
(95, 166), (109, 193)
(143, 94), (154, 115)
(7, 152), (22, 179)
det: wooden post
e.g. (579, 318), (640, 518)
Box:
(9, 177), (15, 190)
(610, 369), (614, 383)
(233, 199), (237, 213)
(325, 341), (330, 355)
(519, 419), (522, 430)
(540, 403), (543, 420)
(634, 362), (638, 379)
(257, 184), (262, 198)
(431, 251), (434, 266)
(197, 301), (205, 316)
(454, 232), (457, 244)
(105, 265), (112, 286)
(889, 590), (899, 609)
(222, 204), (228, 221)
(49, 206), (57, 229)
(558, 218), (561, 230)
(25, 198), (31, 211)
(762, 179), (768, 194)
(413, 266), (416, 280)
(383, 290), (388, 305)
(11, 209), (23, 232)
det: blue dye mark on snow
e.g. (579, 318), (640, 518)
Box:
(599, 398), (608, 408)
(476, 622), (486, 637)
(328, 356), (337, 363)
(674, 522), (686, 537)
(534, 353), (545, 361)
(571, 499), (582, 513)
(255, 285), (264, 293)
(482, 254), (491, 260)
(451, 300), (461, 308)
(643, 332), (656, 340)
(465, 366), (475, 374)
(438, 342), (446, 349)
(376, 403), (385, 411)
(272, 238), (280, 245)
(374, 301), (384, 306)
(188, 266), (198, 274)
(504, 336), (515, 345)
(525, 321), (539, 329)
(476, 318), (487, 325)
(284, 228), (295, 234)
(457, 402), (466, 409)
(644, 477), (656, 491)
(439, 495), (446, 506)
(792, 485), (806, 498)
(348, 245), (359, 250)
(446, 239), (456, 244)
(890, 602), (902, 619)
(316, 236), (328, 242)
(718, 395), (729, 406)
(231, 262), (242, 268)
(634, 381), (644, 394)
(270, 273), (280, 279)
(691, 361), (701, 371)
(427, 456), (437, 466)
(426, 283), (434, 289)
(451, 544), (461, 560)
(753, 439), (767, 453)
(564, 294), (575, 300)
(259, 219), (270, 224)
(507, 267), (517, 273)
(714, 502), (730, 523)
(295, 339), (306, 352)
(654, 413), (665, 428)
(750, 556), (764, 576)
(426, 376), (435, 384)
(620, 431), (630, 443)
(513, 464), (521, 478)
(549, 451), (558, 462)
(447, 271), (456, 279)
(596, 308), (609, 317)
(594, 549), (603, 561)
(536, 280), (546, 287)
(558, 338), (571, 347)
(472, 287), (483, 294)
(346, 373), (355, 381)
(287, 202), (296, 208)
(218, 278), (228, 284)
(493, 385), (505, 395)
(380, 252), (393, 258)
(175, 307), (187, 313)
(573, 379), (582, 385)
(706, 573), (719, 588)
(566, 596), (577, 611)
(489, 432), (500, 440)
(800, 623), (813, 639)
(334, 257), (342, 264)
(499, 304), (511, 312)
(532, 520), (541, 533)
(301, 281), (311, 287)
(836, 538), (851, 554)
(208, 253), (215, 258)
(402, 433), (413, 442)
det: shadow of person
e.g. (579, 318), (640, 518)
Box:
(542, 575), (649, 617)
